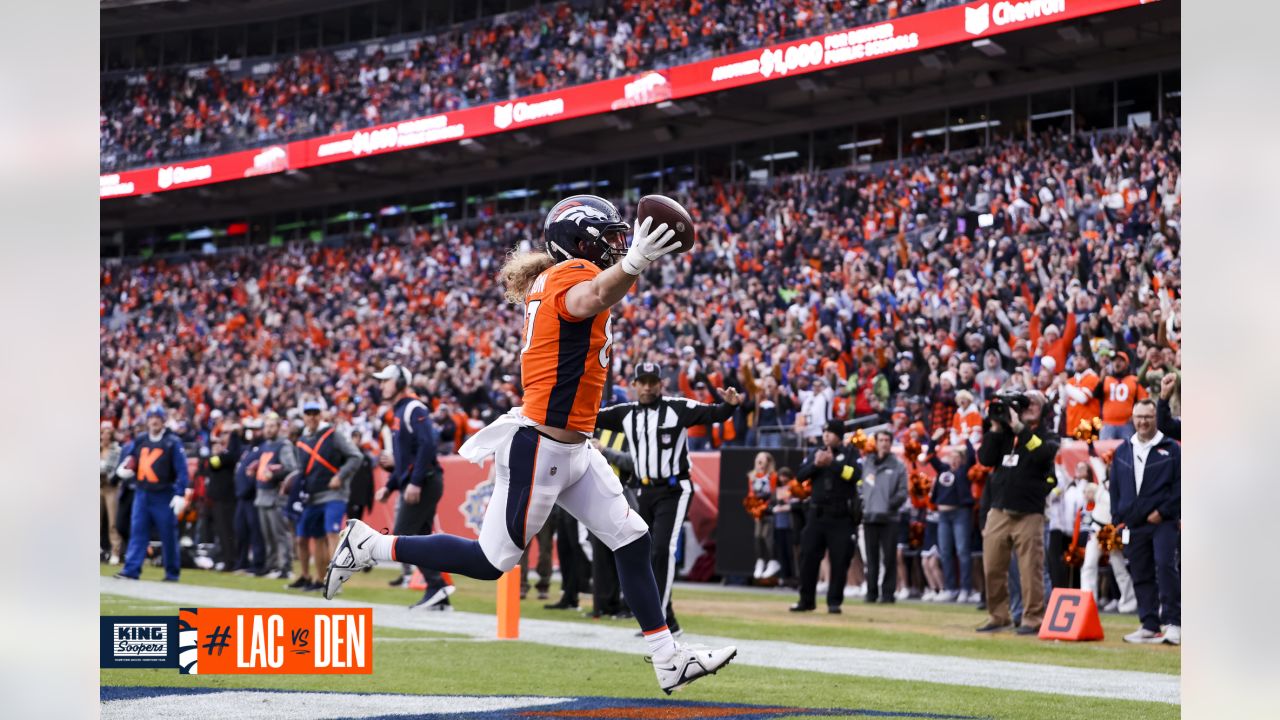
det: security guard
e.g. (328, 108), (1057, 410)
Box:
(588, 426), (640, 618)
(114, 406), (190, 582)
(597, 361), (740, 635)
(790, 419), (862, 614)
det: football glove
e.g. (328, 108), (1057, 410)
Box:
(620, 216), (679, 276)
(170, 495), (187, 516)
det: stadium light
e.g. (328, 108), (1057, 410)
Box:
(760, 151), (800, 162)
(971, 38), (1005, 57)
(838, 139), (883, 150)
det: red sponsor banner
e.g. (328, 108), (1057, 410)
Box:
(100, 144), (292, 198)
(100, 0), (1152, 200)
(670, 0), (1154, 97)
(179, 607), (372, 675)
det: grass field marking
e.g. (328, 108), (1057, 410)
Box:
(101, 576), (1178, 705)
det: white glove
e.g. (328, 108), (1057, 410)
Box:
(620, 216), (679, 276)
(170, 495), (187, 516)
(116, 465), (135, 480)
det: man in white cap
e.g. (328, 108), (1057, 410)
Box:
(372, 364), (455, 610)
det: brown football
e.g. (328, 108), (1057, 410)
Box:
(637, 194), (695, 254)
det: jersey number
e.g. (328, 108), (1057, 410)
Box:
(599, 317), (614, 368)
(1109, 382), (1129, 402)
(520, 300), (542, 355)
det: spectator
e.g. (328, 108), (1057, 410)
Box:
(1095, 352), (1149, 440)
(1111, 399), (1181, 645)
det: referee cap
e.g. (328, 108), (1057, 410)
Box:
(634, 362), (662, 381)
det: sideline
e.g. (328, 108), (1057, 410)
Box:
(100, 577), (1179, 705)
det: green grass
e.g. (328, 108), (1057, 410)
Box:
(98, 595), (1178, 720)
(100, 564), (1180, 675)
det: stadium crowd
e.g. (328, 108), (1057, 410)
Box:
(101, 118), (1180, 631)
(101, 0), (955, 170)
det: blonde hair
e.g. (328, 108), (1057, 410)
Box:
(499, 249), (555, 304)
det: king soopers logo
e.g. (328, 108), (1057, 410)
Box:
(114, 623), (169, 657)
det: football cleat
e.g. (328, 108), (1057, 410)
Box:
(323, 519), (380, 600)
(649, 643), (737, 695)
(410, 584), (456, 610)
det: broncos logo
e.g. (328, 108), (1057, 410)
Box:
(554, 202), (610, 226)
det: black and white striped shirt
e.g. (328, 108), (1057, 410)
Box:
(596, 396), (736, 484)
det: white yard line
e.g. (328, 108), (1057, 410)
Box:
(101, 577), (1179, 705)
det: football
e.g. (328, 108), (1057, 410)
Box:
(637, 194), (695, 254)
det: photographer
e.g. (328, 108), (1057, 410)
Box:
(976, 390), (1059, 635)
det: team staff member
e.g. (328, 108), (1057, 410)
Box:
(201, 431), (241, 572)
(373, 364), (454, 611)
(114, 406), (190, 582)
(597, 361), (741, 635)
(861, 430), (908, 604)
(232, 437), (265, 575)
(976, 391), (1059, 635)
(1111, 399), (1181, 645)
(790, 419), (862, 613)
(293, 400), (362, 591)
(254, 412), (298, 579)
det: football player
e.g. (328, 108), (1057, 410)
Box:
(324, 195), (736, 693)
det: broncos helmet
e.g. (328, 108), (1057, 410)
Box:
(543, 195), (630, 270)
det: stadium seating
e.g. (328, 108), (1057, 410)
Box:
(99, 118), (1181, 450)
(100, 0), (956, 171)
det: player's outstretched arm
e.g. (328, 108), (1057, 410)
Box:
(565, 216), (677, 319)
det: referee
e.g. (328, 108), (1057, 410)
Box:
(597, 362), (741, 635)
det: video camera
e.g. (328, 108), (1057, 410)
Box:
(986, 390), (1030, 421)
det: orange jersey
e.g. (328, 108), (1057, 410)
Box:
(1099, 375), (1148, 426)
(519, 260), (613, 433)
(1065, 371), (1101, 434)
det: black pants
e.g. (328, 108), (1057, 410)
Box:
(773, 526), (795, 580)
(393, 478), (446, 589)
(209, 498), (238, 568)
(116, 485), (135, 547)
(552, 506), (588, 603)
(1047, 529), (1075, 589)
(590, 533), (623, 614)
(638, 480), (693, 630)
(1125, 522), (1181, 631)
(233, 498), (264, 572)
(863, 520), (899, 601)
(798, 507), (856, 608)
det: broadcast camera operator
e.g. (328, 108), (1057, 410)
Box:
(976, 390), (1059, 635)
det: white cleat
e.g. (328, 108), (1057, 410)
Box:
(650, 643), (737, 695)
(323, 519), (380, 600)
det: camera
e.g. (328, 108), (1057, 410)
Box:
(986, 390), (1030, 421)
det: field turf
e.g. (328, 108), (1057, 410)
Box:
(100, 564), (1178, 719)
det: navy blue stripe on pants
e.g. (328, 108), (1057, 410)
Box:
(504, 427), (540, 550)
(122, 490), (180, 580)
(1125, 522), (1181, 631)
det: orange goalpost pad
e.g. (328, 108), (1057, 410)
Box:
(1039, 588), (1105, 641)
(496, 566), (521, 639)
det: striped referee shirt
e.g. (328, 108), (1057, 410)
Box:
(596, 396), (736, 484)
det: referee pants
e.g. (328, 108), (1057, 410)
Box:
(638, 480), (693, 632)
